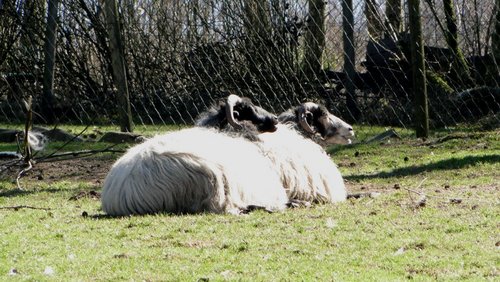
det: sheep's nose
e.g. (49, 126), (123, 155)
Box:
(348, 127), (355, 136)
(272, 115), (278, 124)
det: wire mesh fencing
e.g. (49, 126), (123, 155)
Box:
(0, 0), (499, 134)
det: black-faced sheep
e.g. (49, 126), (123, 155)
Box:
(256, 102), (354, 204)
(198, 99), (354, 205)
(101, 94), (285, 216)
(101, 95), (354, 216)
(278, 102), (354, 145)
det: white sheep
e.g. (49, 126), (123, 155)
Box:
(101, 127), (289, 216)
(101, 96), (354, 216)
(101, 94), (286, 216)
(196, 99), (354, 205)
(258, 123), (347, 204)
(254, 102), (355, 204)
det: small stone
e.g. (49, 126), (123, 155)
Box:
(8, 268), (18, 276)
(44, 266), (54, 276)
(325, 218), (337, 229)
(394, 247), (405, 256)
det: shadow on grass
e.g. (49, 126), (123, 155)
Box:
(345, 154), (500, 181)
(327, 143), (359, 155)
(0, 188), (33, 198)
(87, 212), (191, 220)
(0, 186), (99, 198)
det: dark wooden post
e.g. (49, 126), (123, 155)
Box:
(302, 0), (326, 79)
(365, 0), (384, 40)
(104, 0), (134, 132)
(342, 0), (360, 121)
(443, 0), (471, 85)
(408, 0), (429, 138)
(42, 0), (59, 124)
(243, 0), (271, 73)
(494, 0), (500, 65)
(385, 0), (403, 37)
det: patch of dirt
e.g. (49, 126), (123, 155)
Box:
(69, 190), (101, 200)
(3, 157), (115, 186)
(345, 181), (384, 194)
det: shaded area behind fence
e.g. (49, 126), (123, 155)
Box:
(0, 0), (498, 132)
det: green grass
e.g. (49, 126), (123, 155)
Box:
(0, 125), (498, 281)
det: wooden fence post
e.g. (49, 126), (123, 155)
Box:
(342, 0), (360, 121)
(302, 0), (326, 79)
(42, 0), (59, 124)
(408, 0), (429, 138)
(104, 0), (133, 132)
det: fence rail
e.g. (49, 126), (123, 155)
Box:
(0, 0), (499, 134)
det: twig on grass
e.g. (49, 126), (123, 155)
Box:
(403, 178), (427, 208)
(415, 195), (427, 207)
(0, 205), (51, 211)
(35, 147), (125, 163)
(405, 178), (428, 196)
(364, 128), (401, 143)
(16, 160), (33, 190)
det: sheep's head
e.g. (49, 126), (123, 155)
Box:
(196, 94), (278, 134)
(282, 102), (355, 145)
(223, 94), (278, 133)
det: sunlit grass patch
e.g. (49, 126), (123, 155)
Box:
(0, 125), (498, 280)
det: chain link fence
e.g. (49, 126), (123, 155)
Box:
(0, 0), (499, 133)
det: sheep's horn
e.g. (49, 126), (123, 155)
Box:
(297, 103), (317, 134)
(225, 94), (243, 129)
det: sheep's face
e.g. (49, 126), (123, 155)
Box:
(229, 97), (278, 133)
(318, 114), (355, 145)
(296, 103), (355, 145)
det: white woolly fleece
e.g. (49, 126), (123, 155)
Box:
(258, 124), (347, 203)
(101, 127), (288, 216)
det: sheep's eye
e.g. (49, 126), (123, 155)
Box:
(324, 127), (338, 137)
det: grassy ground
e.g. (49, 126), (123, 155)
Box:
(0, 125), (498, 281)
